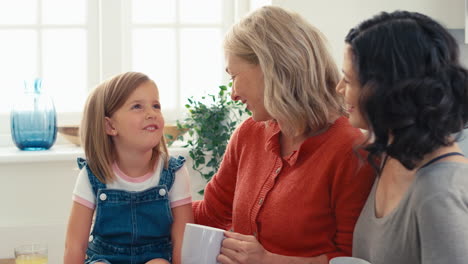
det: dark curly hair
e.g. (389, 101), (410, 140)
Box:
(345, 10), (468, 170)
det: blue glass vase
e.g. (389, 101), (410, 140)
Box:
(10, 78), (57, 150)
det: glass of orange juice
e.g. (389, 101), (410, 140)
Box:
(14, 244), (48, 264)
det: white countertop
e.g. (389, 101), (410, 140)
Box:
(0, 142), (189, 164)
(0, 144), (83, 164)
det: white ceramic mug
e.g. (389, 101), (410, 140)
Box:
(329, 256), (371, 264)
(181, 223), (225, 264)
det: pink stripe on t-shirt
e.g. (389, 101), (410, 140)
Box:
(73, 195), (95, 210)
(170, 197), (192, 208)
(112, 162), (153, 183)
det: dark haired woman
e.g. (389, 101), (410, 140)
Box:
(336, 10), (468, 264)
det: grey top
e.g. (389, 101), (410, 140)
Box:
(353, 162), (468, 264)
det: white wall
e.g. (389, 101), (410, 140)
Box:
(0, 161), (76, 263)
(273, 0), (465, 65)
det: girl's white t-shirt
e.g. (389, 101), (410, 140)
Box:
(72, 156), (192, 210)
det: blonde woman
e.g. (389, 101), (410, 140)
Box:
(64, 72), (194, 264)
(193, 6), (375, 264)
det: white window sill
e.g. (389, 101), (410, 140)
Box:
(0, 143), (189, 164)
(0, 144), (83, 164)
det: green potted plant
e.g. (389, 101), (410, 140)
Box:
(177, 84), (250, 194)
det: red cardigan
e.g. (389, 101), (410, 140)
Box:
(193, 117), (375, 260)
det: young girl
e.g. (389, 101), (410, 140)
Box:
(64, 72), (194, 264)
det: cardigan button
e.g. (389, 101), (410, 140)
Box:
(258, 198), (264, 205)
(275, 167), (281, 174)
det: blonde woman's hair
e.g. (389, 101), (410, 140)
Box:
(80, 72), (169, 183)
(224, 6), (344, 137)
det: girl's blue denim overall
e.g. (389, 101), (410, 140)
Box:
(77, 156), (186, 264)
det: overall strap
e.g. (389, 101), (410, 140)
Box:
(77, 157), (106, 196)
(158, 156), (186, 191)
(420, 152), (465, 169)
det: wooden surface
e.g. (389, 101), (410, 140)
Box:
(0, 259), (14, 264)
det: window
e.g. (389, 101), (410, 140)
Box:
(0, 0), (93, 146)
(126, 0), (234, 122)
(0, 0), (89, 116)
(0, 0), (270, 147)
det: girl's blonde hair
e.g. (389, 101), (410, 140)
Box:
(224, 6), (344, 137)
(80, 72), (169, 183)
